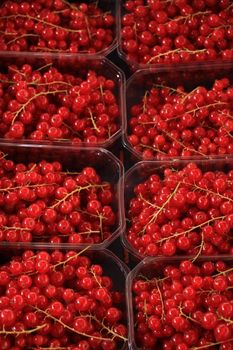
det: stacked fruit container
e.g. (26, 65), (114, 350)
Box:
(0, 1), (233, 350)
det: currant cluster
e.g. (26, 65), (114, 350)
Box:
(0, 154), (116, 244)
(0, 0), (115, 54)
(127, 77), (233, 160)
(132, 259), (233, 350)
(0, 249), (127, 349)
(0, 63), (120, 143)
(121, 0), (233, 66)
(126, 162), (233, 257)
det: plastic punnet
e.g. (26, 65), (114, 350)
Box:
(122, 157), (233, 260)
(126, 255), (233, 350)
(0, 245), (129, 349)
(118, 0), (233, 71)
(123, 62), (233, 163)
(0, 52), (125, 153)
(0, 141), (124, 248)
(0, 0), (118, 57)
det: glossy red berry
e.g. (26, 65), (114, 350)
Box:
(121, 0), (233, 66)
(0, 250), (127, 349)
(0, 1), (115, 54)
(132, 259), (233, 349)
(126, 163), (233, 257)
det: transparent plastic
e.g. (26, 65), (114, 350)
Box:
(0, 141), (125, 248)
(126, 255), (233, 350)
(122, 157), (233, 261)
(0, 52), (126, 154)
(0, 245), (129, 290)
(0, 0), (118, 57)
(118, 0), (233, 71)
(0, 245), (129, 349)
(123, 62), (233, 163)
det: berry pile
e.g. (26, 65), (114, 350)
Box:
(0, 249), (127, 349)
(131, 259), (233, 350)
(0, 63), (120, 144)
(127, 77), (233, 160)
(126, 162), (233, 257)
(121, 0), (233, 66)
(0, 0), (115, 54)
(0, 154), (117, 244)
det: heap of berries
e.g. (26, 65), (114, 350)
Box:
(132, 259), (233, 350)
(0, 63), (120, 143)
(127, 77), (233, 160)
(126, 162), (233, 257)
(0, 249), (127, 349)
(0, 0), (115, 53)
(0, 153), (117, 244)
(121, 0), (233, 66)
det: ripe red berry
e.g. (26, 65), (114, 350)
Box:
(121, 0), (233, 66)
(0, 154), (116, 244)
(131, 259), (233, 349)
(0, 62), (120, 145)
(0, 1), (115, 54)
(0, 249), (127, 349)
(126, 162), (233, 257)
(127, 75), (233, 160)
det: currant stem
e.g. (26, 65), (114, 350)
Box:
(191, 183), (233, 203)
(152, 84), (184, 96)
(170, 10), (211, 23)
(213, 267), (233, 278)
(0, 183), (56, 193)
(192, 232), (205, 262)
(191, 338), (233, 350)
(139, 143), (167, 155)
(3, 225), (30, 231)
(148, 48), (207, 63)
(220, 316), (233, 325)
(143, 90), (149, 113)
(12, 89), (68, 125)
(158, 215), (226, 244)
(162, 130), (207, 157)
(0, 14), (87, 34)
(85, 314), (128, 342)
(155, 279), (165, 321)
(139, 194), (160, 209)
(52, 246), (91, 270)
(88, 108), (100, 132)
(50, 183), (107, 209)
(6, 33), (39, 45)
(0, 324), (46, 335)
(178, 305), (201, 325)
(33, 306), (127, 342)
(140, 182), (181, 235)
(143, 299), (149, 320)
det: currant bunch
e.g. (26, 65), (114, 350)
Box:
(0, 63), (120, 144)
(121, 0), (233, 66)
(0, 249), (127, 349)
(128, 77), (233, 160)
(126, 162), (233, 257)
(0, 154), (116, 244)
(0, 0), (115, 54)
(132, 259), (233, 350)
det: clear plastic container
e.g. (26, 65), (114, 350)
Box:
(122, 157), (233, 261)
(0, 52), (126, 154)
(123, 62), (233, 163)
(118, 1), (233, 71)
(0, 245), (129, 349)
(0, 0), (118, 57)
(126, 255), (233, 350)
(0, 141), (124, 248)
